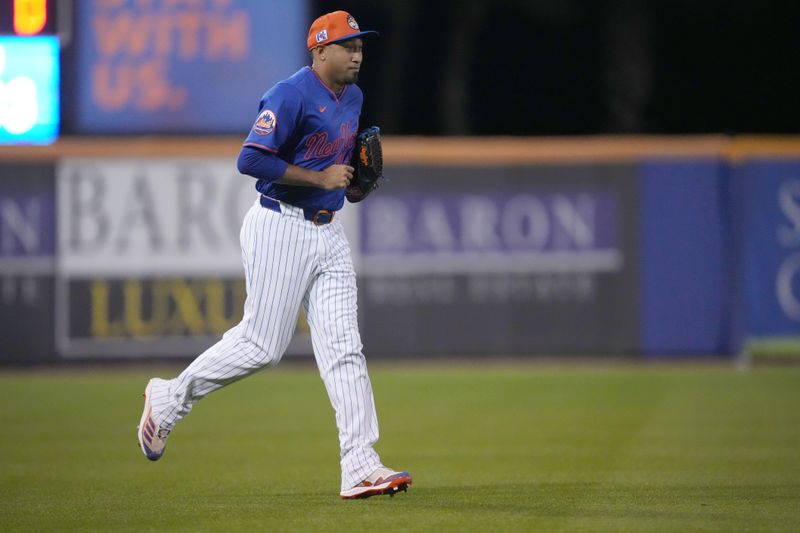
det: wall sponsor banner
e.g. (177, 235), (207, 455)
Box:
(0, 163), (56, 362)
(74, 1), (307, 133)
(734, 159), (800, 354)
(63, 276), (309, 358)
(56, 158), (348, 358)
(359, 192), (620, 275)
(58, 158), (254, 276)
(357, 165), (640, 356)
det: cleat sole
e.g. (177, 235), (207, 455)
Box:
(340, 475), (412, 500)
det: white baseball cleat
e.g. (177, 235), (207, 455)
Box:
(340, 466), (413, 499)
(137, 378), (172, 461)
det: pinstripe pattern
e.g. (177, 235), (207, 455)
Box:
(148, 199), (382, 491)
(304, 221), (381, 489)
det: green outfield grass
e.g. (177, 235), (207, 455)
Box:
(1, 363), (799, 531)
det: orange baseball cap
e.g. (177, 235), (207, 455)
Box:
(307, 11), (378, 50)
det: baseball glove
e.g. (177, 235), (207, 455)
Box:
(346, 126), (385, 203)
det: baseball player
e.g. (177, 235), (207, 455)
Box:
(137, 10), (411, 500)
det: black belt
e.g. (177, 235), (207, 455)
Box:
(259, 195), (335, 225)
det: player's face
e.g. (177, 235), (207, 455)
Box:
(328, 38), (363, 85)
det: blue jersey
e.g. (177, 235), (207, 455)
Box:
(243, 66), (362, 212)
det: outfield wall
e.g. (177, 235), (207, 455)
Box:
(0, 136), (798, 362)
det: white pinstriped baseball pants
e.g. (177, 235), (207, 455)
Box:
(149, 199), (382, 491)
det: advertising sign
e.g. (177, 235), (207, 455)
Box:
(357, 165), (640, 356)
(63, 276), (310, 358)
(56, 158), (331, 358)
(735, 159), (800, 354)
(0, 163), (56, 362)
(74, 1), (308, 133)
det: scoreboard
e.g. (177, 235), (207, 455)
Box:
(0, 0), (59, 144)
(0, 0), (58, 36)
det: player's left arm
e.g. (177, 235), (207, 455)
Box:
(344, 87), (385, 202)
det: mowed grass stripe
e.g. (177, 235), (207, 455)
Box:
(0, 365), (798, 531)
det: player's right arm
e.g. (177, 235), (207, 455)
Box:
(239, 84), (353, 190)
(237, 147), (353, 190)
(277, 163), (354, 189)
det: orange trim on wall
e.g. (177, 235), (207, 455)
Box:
(0, 137), (243, 160)
(383, 136), (728, 165)
(728, 136), (800, 161)
(1, 135), (799, 163)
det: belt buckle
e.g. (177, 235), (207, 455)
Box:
(312, 209), (334, 225)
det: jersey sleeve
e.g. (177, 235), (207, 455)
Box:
(237, 145), (289, 182)
(242, 84), (303, 154)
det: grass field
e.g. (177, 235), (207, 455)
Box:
(1, 363), (799, 531)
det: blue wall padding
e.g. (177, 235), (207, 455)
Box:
(640, 160), (731, 355)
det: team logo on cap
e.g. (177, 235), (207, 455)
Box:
(347, 15), (359, 30)
(253, 109), (276, 135)
(316, 29), (328, 43)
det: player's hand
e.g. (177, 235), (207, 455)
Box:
(318, 165), (354, 189)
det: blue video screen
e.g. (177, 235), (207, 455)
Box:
(74, 1), (307, 134)
(0, 36), (59, 144)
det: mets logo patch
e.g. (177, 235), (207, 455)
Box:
(253, 109), (276, 135)
(347, 15), (359, 30)
(316, 29), (328, 43)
